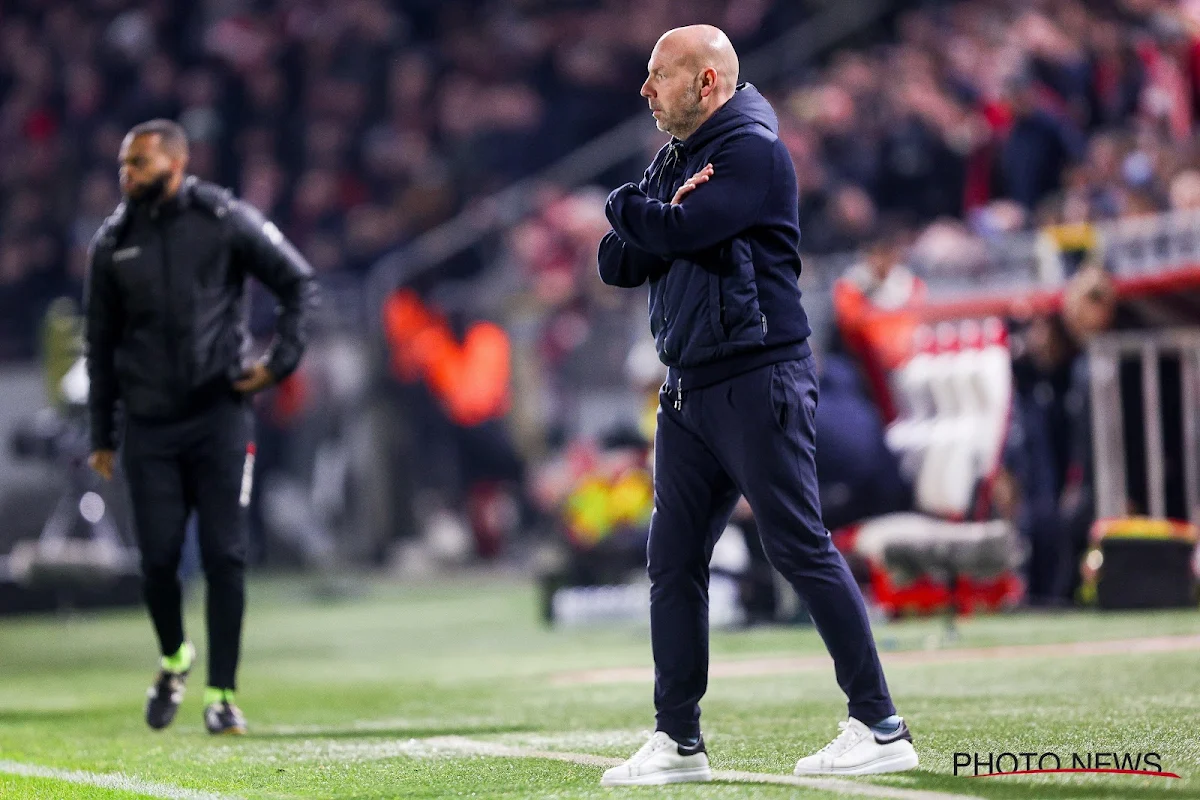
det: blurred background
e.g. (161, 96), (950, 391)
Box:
(0, 0), (1197, 623)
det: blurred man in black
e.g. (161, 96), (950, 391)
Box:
(85, 119), (316, 734)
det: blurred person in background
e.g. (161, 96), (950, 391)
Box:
(831, 218), (925, 423)
(597, 25), (916, 786)
(1003, 312), (1082, 605)
(814, 352), (913, 533)
(1000, 69), (1087, 211)
(1000, 264), (1117, 605)
(85, 119), (316, 735)
(1054, 263), (1120, 600)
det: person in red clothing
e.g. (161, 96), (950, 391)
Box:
(832, 222), (925, 424)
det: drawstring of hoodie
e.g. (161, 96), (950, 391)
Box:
(655, 141), (684, 200)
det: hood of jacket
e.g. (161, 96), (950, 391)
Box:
(677, 83), (778, 154)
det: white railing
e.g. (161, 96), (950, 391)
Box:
(1089, 328), (1200, 526)
(903, 209), (1200, 302)
(1103, 209), (1200, 278)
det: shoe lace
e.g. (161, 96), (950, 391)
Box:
(209, 701), (244, 723)
(631, 732), (673, 764)
(816, 721), (861, 758)
(154, 671), (181, 696)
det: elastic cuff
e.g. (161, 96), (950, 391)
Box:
(654, 718), (701, 742)
(848, 701), (896, 726)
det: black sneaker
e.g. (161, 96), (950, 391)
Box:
(204, 701), (247, 735)
(144, 643), (194, 730)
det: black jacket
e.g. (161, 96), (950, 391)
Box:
(85, 176), (317, 450)
(598, 84), (811, 390)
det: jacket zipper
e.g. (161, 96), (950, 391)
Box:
(654, 142), (681, 200)
(157, 222), (185, 402)
(658, 143), (683, 335)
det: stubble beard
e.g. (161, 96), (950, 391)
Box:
(126, 172), (171, 206)
(660, 87), (704, 140)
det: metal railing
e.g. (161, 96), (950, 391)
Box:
(906, 209), (1200, 306)
(1088, 329), (1200, 525)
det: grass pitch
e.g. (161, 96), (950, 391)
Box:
(0, 575), (1197, 799)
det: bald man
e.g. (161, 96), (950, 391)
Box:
(597, 27), (918, 785)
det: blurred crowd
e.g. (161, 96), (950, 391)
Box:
(13, 0), (1198, 361)
(778, 0), (1200, 259)
(0, 0), (814, 360)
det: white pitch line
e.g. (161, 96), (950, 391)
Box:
(427, 736), (985, 800)
(0, 738), (984, 800)
(0, 760), (240, 800)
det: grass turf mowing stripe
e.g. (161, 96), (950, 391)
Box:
(554, 634), (1200, 685)
(0, 761), (240, 800)
(427, 736), (985, 800)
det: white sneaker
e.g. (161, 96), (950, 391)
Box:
(794, 717), (919, 775)
(600, 731), (713, 786)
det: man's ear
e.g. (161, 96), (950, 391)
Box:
(699, 67), (717, 98)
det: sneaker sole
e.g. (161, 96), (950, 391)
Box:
(209, 726), (247, 736)
(794, 748), (919, 776)
(601, 766), (713, 786)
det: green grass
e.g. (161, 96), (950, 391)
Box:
(0, 575), (1197, 799)
(0, 774), (164, 800)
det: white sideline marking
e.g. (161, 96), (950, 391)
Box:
(0, 759), (239, 799)
(0, 736), (983, 800)
(201, 733), (983, 798)
(424, 736), (985, 800)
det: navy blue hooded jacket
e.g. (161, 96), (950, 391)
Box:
(598, 83), (811, 390)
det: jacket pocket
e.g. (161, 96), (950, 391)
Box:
(767, 361), (792, 433)
(657, 259), (717, 366)
(767, 358), (818, 435)
(712, 238), (765, 348)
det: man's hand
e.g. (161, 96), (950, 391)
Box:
(671, 163), (713, 205)
(233, 362), (276, 394)
(89, 450), (116, 481)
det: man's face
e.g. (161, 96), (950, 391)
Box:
(118, 133), (177, 203)
(640, 45), (702, 139)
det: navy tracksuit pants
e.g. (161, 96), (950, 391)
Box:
(121, 395), (253, 690)
(650, 356), (895, 740)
